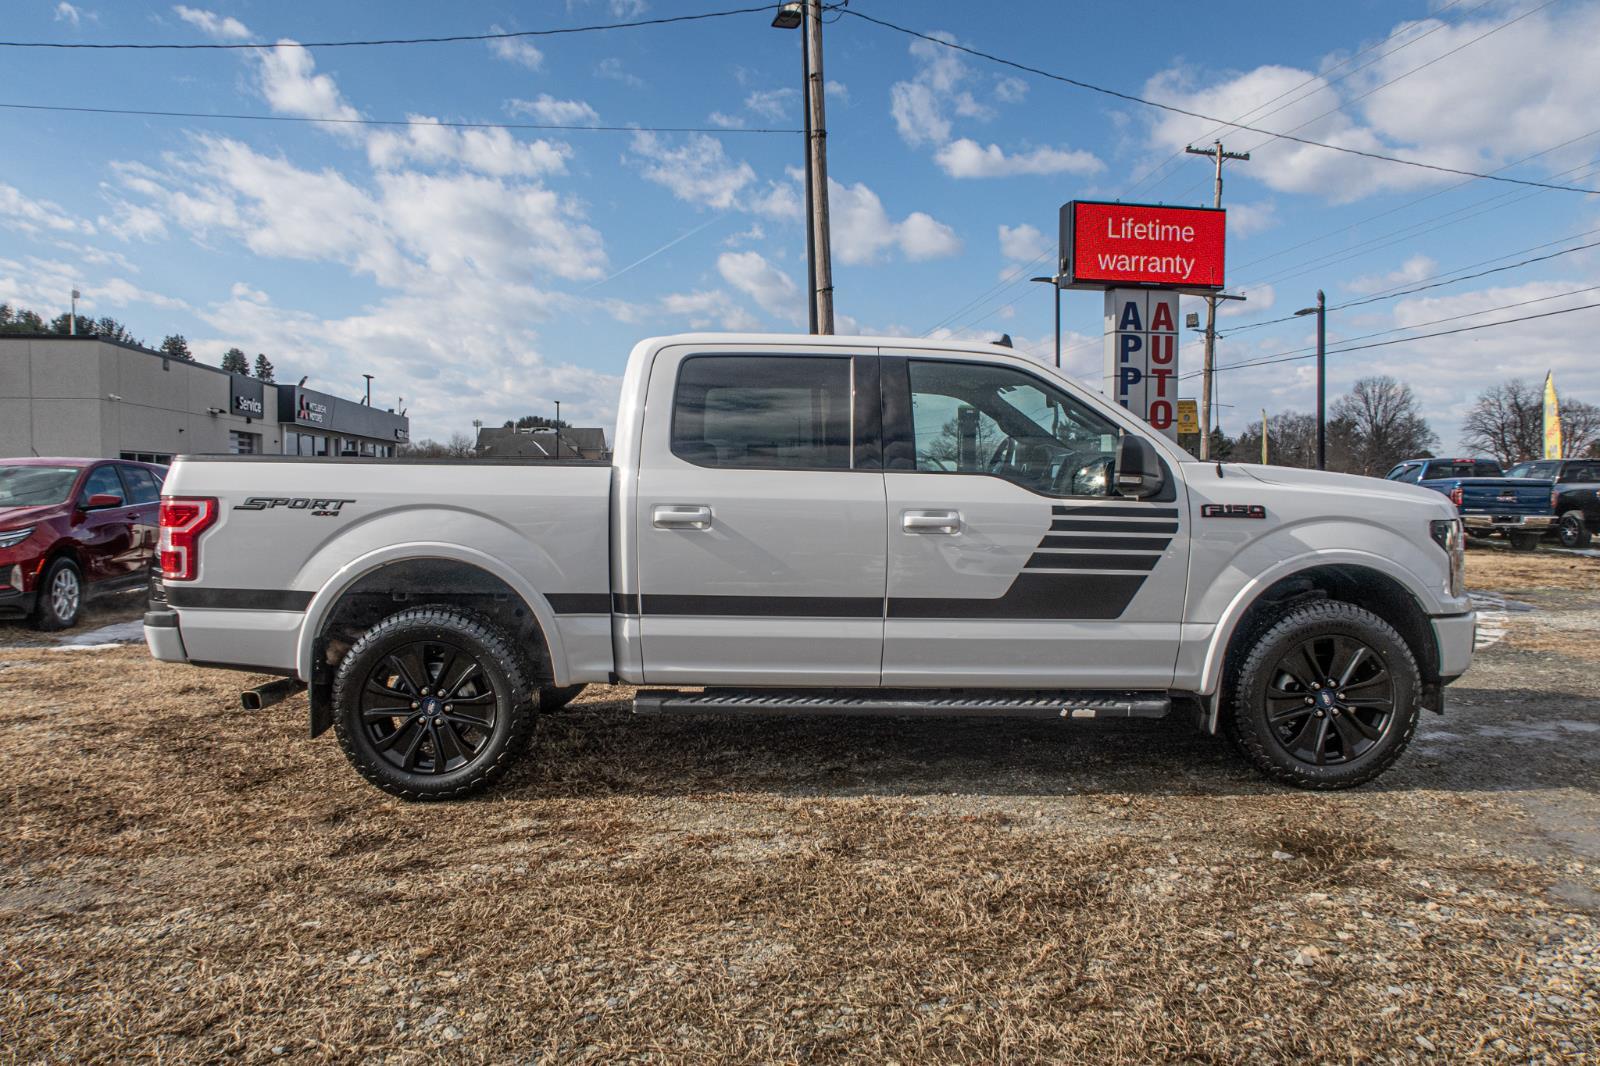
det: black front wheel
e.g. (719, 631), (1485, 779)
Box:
(1558, 511), (1592, 550)
(1229, 601), (1420, 789)
(332, 607), (536, 800)
(1509, 531), (1542, 552)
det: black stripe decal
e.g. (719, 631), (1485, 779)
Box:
(642, 594), (882, 617)
(547, 593), (611, 614)
(1024, 552), (1160, 572)
(1050, 519), (1180, 533)
(165, 587), (312, 612)
(1052, 506), (1179, 518)
(1032, 534), (1172, 551)
(889, 572), (1145, 620)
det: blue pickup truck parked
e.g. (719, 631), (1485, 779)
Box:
(1384, 457), (1554, 551)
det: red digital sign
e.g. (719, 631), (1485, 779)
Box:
(1061, 201), (1226, 290)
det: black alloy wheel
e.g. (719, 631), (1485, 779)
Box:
(1229, 600), (1421, 789)
(332, 607), (536, 800)
(360, 640), (499, 775)
(1558, 512), (1592, 550)
(1261, 634), (1394, 767)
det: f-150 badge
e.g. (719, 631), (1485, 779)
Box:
(1201, 504), (1266, 519)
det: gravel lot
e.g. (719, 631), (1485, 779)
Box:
(1, 547), (1596, 1063)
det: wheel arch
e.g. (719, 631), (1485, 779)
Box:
(1200, 557), (1442, 728)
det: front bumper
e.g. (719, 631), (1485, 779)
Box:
(1462, 514), (1554, 531)
(1432, 611), (1476, 680)
(0, 585), (36, 619)
(144, 607), (189, 662)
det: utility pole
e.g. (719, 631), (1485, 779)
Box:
(804, 0), (834, 333)
(1185, 141), (1249, 459)
(70, 288), (80, 335)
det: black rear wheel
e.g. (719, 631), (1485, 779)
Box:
(333, 607), (536, 800)
(1509, 531), (1541, 552)
(1558, 511), (1592, 550)
(1229, 601), (1420, 789)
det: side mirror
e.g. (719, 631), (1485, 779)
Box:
(83, 493), (124, 510)
(1115, 435), (1166, 498)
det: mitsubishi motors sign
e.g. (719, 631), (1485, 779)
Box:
(1060, 201), (1226, 290)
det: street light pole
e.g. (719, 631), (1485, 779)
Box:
(1029, 276), (1062, 367)
(554, 400), (561, 461)
(1296, 290), (1327, 470)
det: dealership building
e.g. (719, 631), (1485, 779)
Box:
(0, 335), (409, 463)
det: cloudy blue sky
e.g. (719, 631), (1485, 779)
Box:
(3, 0), (1598, 446)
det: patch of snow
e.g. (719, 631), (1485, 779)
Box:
(47, 619), (145, 648)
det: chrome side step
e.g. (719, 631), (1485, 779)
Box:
(632, 688), (1171, 720)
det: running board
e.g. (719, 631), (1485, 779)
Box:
(632, 688), (1171, 720)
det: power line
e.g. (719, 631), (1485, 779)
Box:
(0, 5), (783, 50)
(0, 101), (801, 135)
(840, 8), (1598, 196)
(1196, 300), (1600, 378)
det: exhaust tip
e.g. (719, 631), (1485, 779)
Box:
(240, 692), (263, 711)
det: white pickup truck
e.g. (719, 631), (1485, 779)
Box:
(145, 333), (1474, 798)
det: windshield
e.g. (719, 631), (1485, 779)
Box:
(0, 465), (81, 508)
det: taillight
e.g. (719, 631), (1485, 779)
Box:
(158, 497), (217, 581)
(1447, 486), (1464, 507)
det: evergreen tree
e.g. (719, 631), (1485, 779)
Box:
(49, 312), (95, 335)
(93, 317), (138, 344)
(253, 353), (276, 382)
(0, 305), (47, 333)
(159, 334), (194, 361)
(220, 347), (250, 374)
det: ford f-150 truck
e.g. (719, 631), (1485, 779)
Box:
(1383, 457), (1553, 550)
(145, 334), (1475, 798)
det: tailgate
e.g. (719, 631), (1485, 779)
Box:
(1456, 480), (1550, 516)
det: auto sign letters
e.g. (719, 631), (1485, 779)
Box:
(1104, 289), (1179, 439)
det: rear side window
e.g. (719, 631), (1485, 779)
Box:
(671, 355), (851, 470)
(1561, 463), (1600, 482)
(1423, 460), (1503, 479)
(122, 465), (160, 504)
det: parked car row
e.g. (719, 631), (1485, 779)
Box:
(0, 457), (166, 630)
(1385, 455), (1600, 551)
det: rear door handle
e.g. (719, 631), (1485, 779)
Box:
(902, 509), (962, 534)
(653, 504), (713, 530)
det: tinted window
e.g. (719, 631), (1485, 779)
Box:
(908, 359), (1121, 497)
(1387, 464), (1423, 483)
(1505, 462), (1532, 478)
(122, 465), (160, 504)
(1423, 459), (1503, 479)
(1560, 463), (1600, 482)
(80, 465), (125, 504)
(1530, 461), (1561, 478)
(672, 355), (851, 470)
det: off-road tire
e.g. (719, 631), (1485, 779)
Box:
(1558, 511), (1592, 550)
(538, 684), (586, 712)
(31, 556), (82, 631)
(1509, 531), (1542, 552)
(1229, 600), (1421, 790)
(332, 606), (536, 800)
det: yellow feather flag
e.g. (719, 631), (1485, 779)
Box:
(1544, 371), (1563, 459)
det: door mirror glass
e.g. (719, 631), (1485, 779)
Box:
(1114, 435), (1165, 498)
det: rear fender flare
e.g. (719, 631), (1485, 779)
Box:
(295, 542), (568, 686)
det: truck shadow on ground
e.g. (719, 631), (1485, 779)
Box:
(509, 688), (1599, 800)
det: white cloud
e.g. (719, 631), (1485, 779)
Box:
(173, 5), (248, 40)
(744, 88), (796, 121)
(998, 223), (1050, 263)
(55, 2), (95, 27)
(1227, 201), (1279, 238)
(660, 289), (761, 331)
(0, 183), (95, 236)
(596, 57), (644, 88)
(717, 250), (802, 323)
(1347, 255), (1437, 294)
(825, 80), (849, 103)
(829, 180), (961, 264)
(707, 112), (745, 130)
(256, 42), (361, 126)
(723, 223), (765, 247)
(934, 139), (1104, 179)
(1142, 5), (1600, 201)
(367, 117), (570, 178)
(487, 26), (543, 71)
(506, 95), (600, 125)
(746, 179), (802, 222)
(628, 132), (754, 210)
(1219, 284), (1274, 317)
(994, 76), (1028, 104)
(889, 31), (993, 147)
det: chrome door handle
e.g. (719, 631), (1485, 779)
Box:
(902, 509), (962, 534)
(653, 504), (713, 530)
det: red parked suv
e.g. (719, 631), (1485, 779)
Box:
(0, 458), (165, 630)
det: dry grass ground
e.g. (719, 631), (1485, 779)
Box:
(1, 550), (1596, 1063)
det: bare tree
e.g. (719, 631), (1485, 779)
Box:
(1328, 376), (1438, 476)
(1233, 411), (1318, 468)
(446, 432), (476, 458)
(1559, 398), (1600, 458)
(1460, 379), (1542, 465)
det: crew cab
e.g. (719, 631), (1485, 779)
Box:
(145, 335), (1475, 798)
(1, 457), (165, 629)
(1383, 456), (1553, 551)
(1504, 457), (1600, 550)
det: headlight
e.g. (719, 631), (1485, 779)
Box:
(1430, 518), (1465, 598)
(0, 527), (35, 549)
